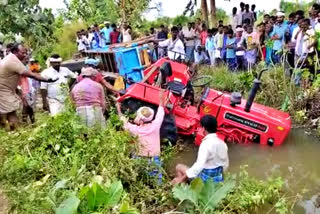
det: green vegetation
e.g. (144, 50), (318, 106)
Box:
(0, 104), (298, 213)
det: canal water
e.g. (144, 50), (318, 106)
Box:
(168, 128), (320, 213)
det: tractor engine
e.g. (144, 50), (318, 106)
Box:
(196, 88), (291, 146)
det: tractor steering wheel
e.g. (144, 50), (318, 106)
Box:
(191, 75), (213, 88)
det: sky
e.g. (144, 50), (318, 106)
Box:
(39, 0), (310, 20)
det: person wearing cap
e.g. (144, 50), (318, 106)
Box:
(270, 11), (288, 64)
(77, 58), (117, 94)
(71, 67), (106, 129)
(116, 90), (166, 183)
(101, 21), (112, 45)
(40, 54), (77, 116)
(171, 115), (229, 185)
(0, 44), (56, 130)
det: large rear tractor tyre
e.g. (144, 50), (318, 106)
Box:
(121, 98), (178, 144)
(160, 114), (178, 145)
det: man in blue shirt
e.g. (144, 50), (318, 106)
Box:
(92, 24), (101, 49)
(101, 21), (112, 45)
(226, 29), (237, 71)
(270, 11), (288, 64)
(286, 12), (299, 73)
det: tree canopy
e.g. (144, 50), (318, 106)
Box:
(0, 0), (55, 47)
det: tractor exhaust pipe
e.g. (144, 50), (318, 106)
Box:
(245, 69), (268, 112)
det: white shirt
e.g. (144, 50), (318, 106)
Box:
(230, 14), (241, 31)
(292, 28), (315, 56)
(122, 29), (132, 43)
(88, 33), (94, 43)
(41, 67), (77, 102)
(236, 36), (245, 56)
(186, 133), (229, 178)
(194, 50), (208, 64)
(182, 27), (196, 47)
(77, 38), (86, 51)
(159, 38), (185, 60)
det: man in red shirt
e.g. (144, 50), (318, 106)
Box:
(110, 24), (120, 44)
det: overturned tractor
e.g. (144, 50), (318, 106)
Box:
(117, 58), (291, 146)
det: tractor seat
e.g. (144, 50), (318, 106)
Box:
(167, 81), (185, 96)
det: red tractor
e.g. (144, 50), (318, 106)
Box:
(117, 58), (291, 146)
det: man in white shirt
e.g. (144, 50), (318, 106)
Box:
(182, 23), (196, 62)
(292, 19), (316, 58)
(171, 115), (229, 185)
(230, 7), (241, 31)
(41, 54), (78, 116)
(193, 46), (209, 65)
(76, 31), (86, 52)
(156, 26), (186, 61)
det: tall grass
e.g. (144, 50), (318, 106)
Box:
(197, 65), (305, 112)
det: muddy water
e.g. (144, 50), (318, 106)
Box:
(168, 128), (320, 213)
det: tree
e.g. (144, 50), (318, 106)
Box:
(66, 0), (151, 26)
(201, 0), (209, 25)
(184, 0), (231, 27)
(209, 0), (216, 26)
(66, 0), (119, 24)
(0, 0), (55, 49)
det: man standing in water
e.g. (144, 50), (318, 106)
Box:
(171, 115), (229, 184)
(0, 43), (56, 130)
(116, 90), (166, 183)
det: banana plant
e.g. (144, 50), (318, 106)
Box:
(172, 178), (235, 214)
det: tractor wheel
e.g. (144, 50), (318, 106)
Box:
(121, 98), (178, 144)
(160, 114), (178, 145)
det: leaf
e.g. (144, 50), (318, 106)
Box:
(56, 195), (80, 214)
(105, 181), (123, 207)
(54, 179), (69, 190)
(119, 201), (140, 214)
(87, 183), (108, 211)
(190, 178), (204, 194)
(199, 180), (235, 210)
(173, 183), (198, 205)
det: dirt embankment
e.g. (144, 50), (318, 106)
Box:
(0, 190), (9, 214)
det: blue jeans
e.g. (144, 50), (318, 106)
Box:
(133, 155), (162, 184)
(185, 46), (195, 62)
(227, 58), (237, 71)
(236, 55), (246, 71)
(272, 50), (282, 64)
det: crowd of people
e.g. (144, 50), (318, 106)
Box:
(0, 42), (228, 186)
(2, 2), (320, 186)
(76, 22), (133, 51)
(148, 2), (320, 75)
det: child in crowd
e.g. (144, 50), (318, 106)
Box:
(221, 26), (229, 62)
(214, 25), (224, 62)
(244, 25), (259, 70)
(200, 24), (208, 46)
(226, 29), (237, 71)
(205, 29), (217, 66)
